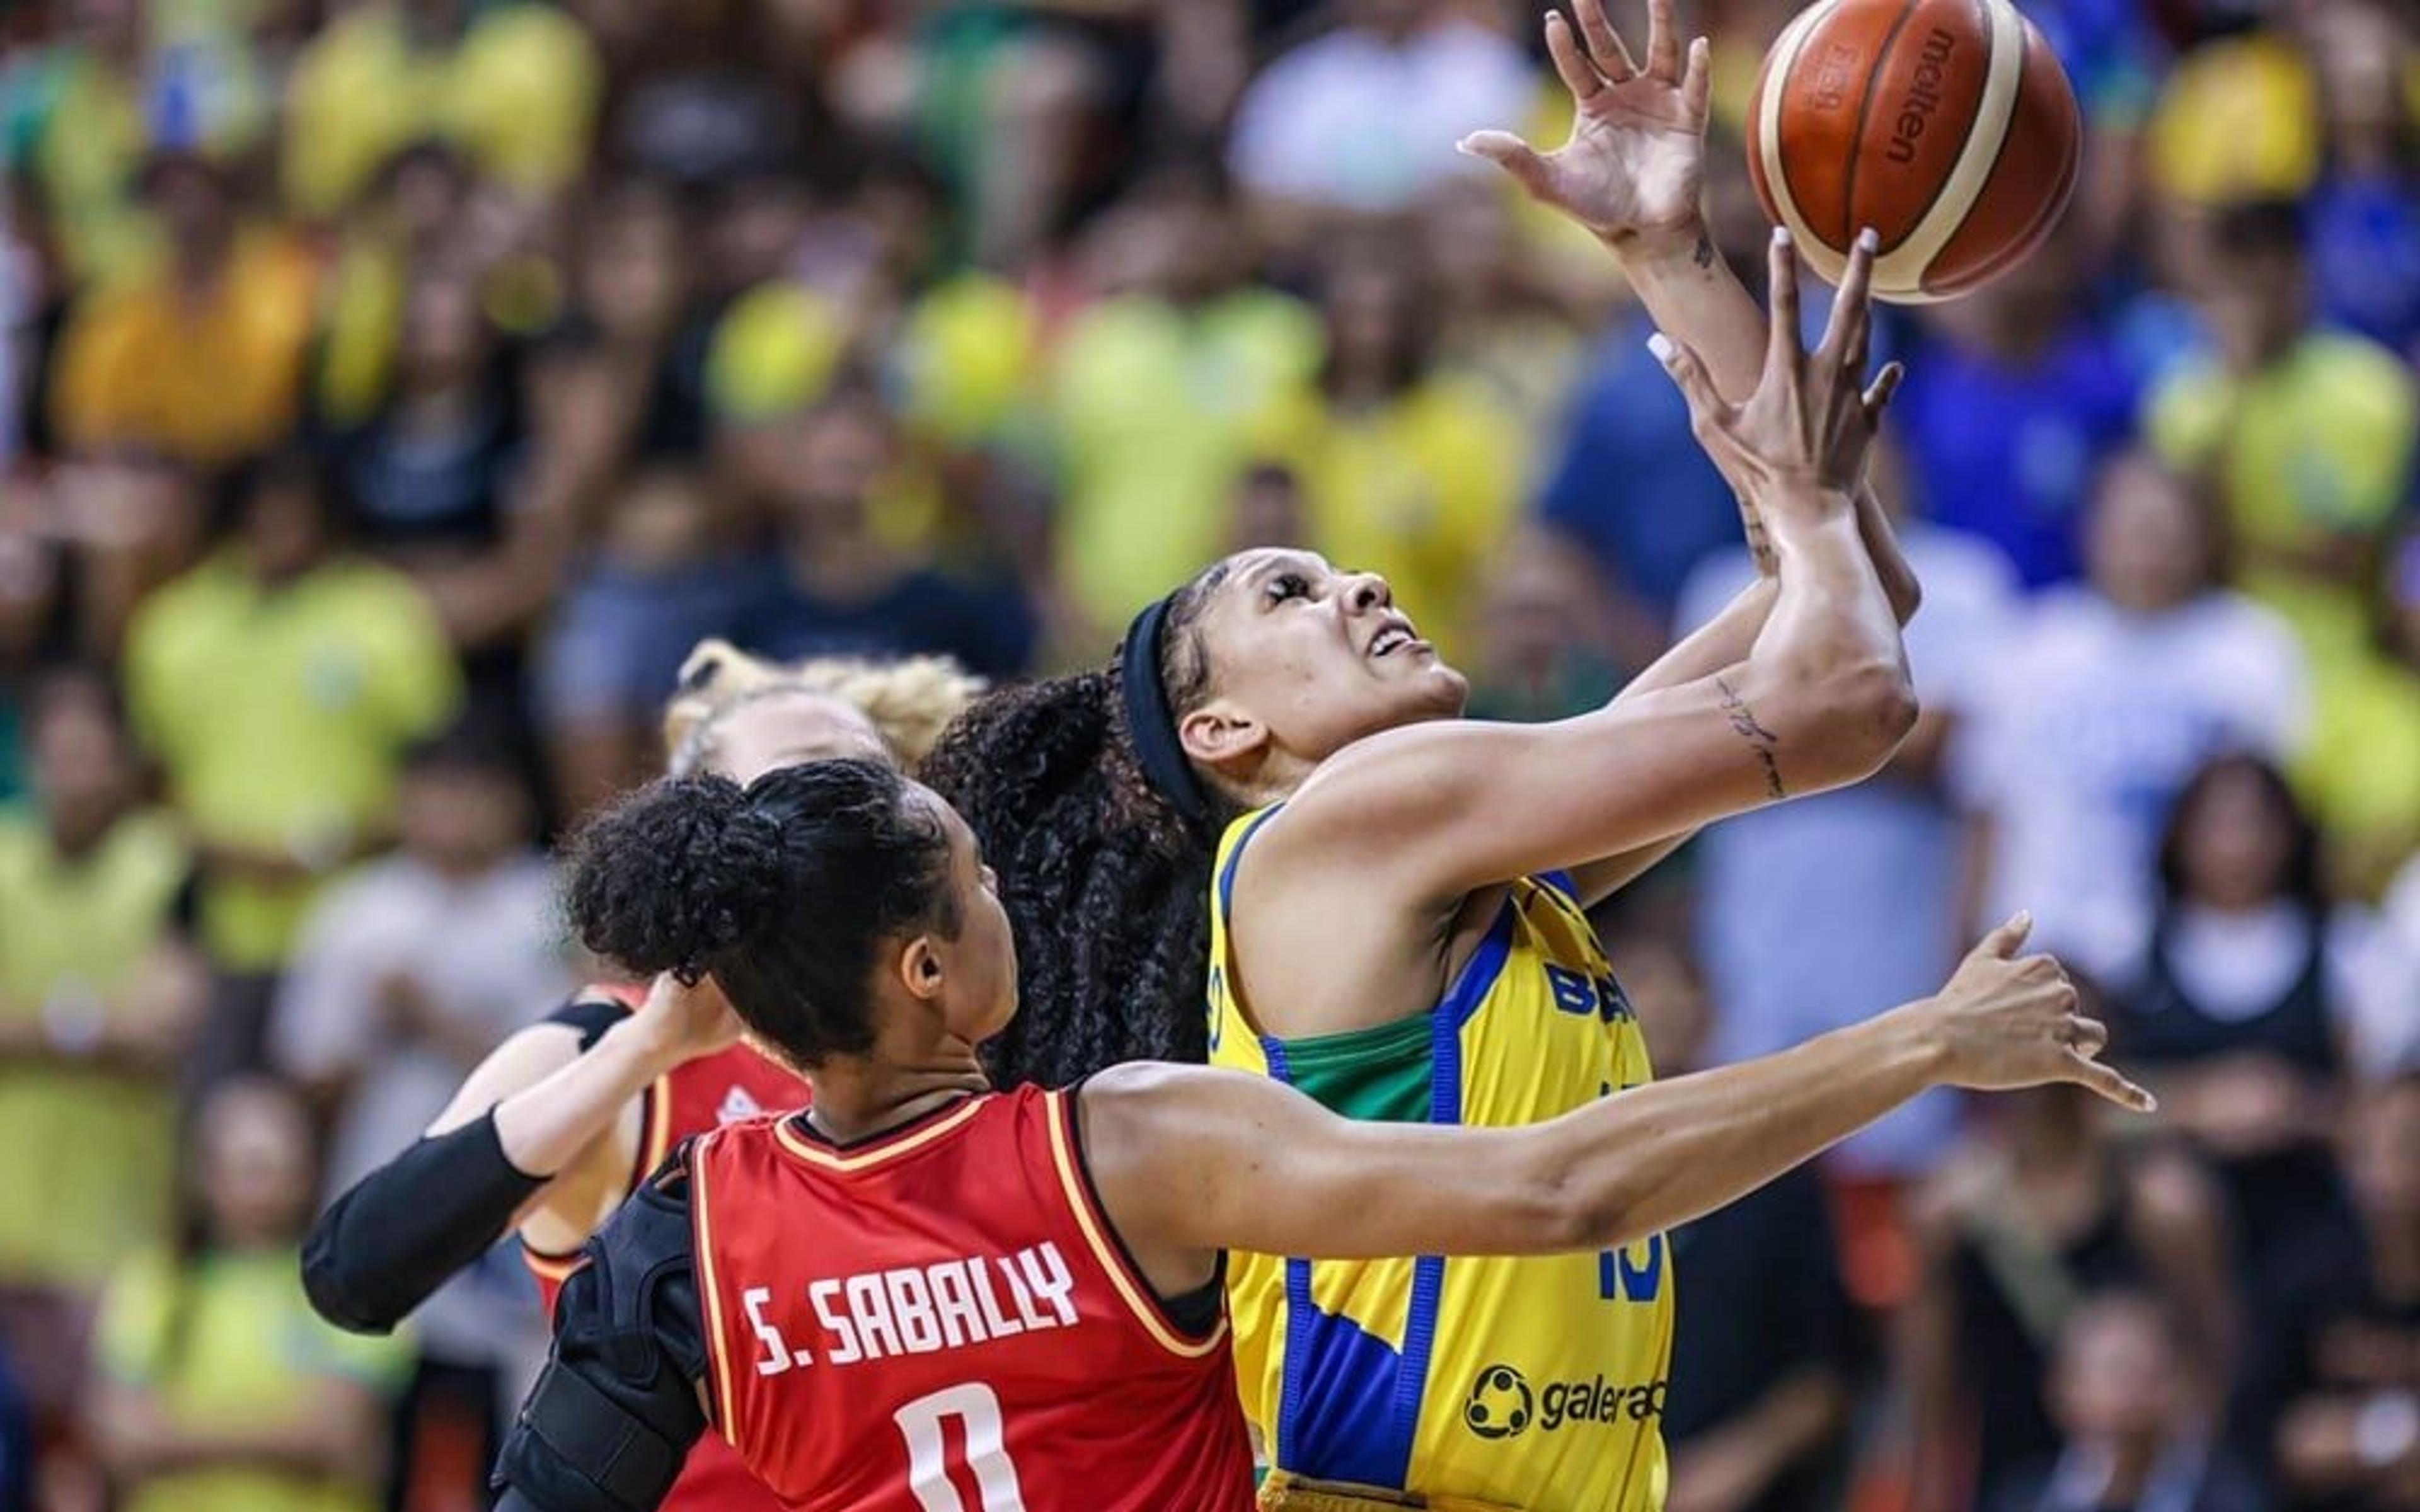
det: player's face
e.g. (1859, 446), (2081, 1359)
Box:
(915, 789), (1019, 1046)
(1180, 549), (1468, 788)
(713, 691), (890, 784)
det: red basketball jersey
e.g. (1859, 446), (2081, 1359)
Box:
(524, 982), (813, 1512)
(689, 1085), (1257, 1511)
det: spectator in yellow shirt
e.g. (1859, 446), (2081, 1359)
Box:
(280, 0), (599, 220)
(1247, 247), (1526, 664)
(122, 449), (461, 1089)
(1046, 158), (1325, 640)
(2147, 199), (2418, 673)
(49, 154), (318, 471)
(88, 1077), (408, 1512)
(0, 668), (203, 1479)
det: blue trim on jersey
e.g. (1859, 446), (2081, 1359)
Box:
(1538, 869), (1581, 906)
(1216, 805), (1287, 922)
(1440, 905), (1517, 1030)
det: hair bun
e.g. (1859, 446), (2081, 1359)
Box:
(565, 774), (790, 983)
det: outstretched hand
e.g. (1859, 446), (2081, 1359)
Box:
(1458, 0), (1712, 247)
(630, 969), (746, 1067)
(1650, 227), (1904, 503)
(1925, 914), (2156, 1113)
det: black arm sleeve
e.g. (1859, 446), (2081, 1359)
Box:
(300, 996), (634, 1334)
(301, 1109), (545, 1334)
(492, 1154), (710, 1512)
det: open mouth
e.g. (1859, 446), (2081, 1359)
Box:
(1368, 621), (1426, 658)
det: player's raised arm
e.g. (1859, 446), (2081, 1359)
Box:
(1264, 229), (1912, 903)
(1085, 917), (2151, 1280)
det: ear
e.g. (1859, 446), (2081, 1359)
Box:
(1177, 701), (1267, 778)
(896, 936), (947, 1004)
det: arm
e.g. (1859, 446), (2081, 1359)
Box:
(1272, 234), (1912, 906)
(1090, 919), (2148, 1281)
(301, 978), (735, 1332)
(1461, 0), (1920, 618)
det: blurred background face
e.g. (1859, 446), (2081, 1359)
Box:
(398, 760), (531, 874)
(1323, 255), (1428, 391)
(581, 188), (688, 339)
(1623, 936), (1712, 1075)
(784, 398), (896, 534)
(149, 161), (236, 258)
(2053, 1297), (2183, 1444)
(398, 272), (490, 391)
(196, 1080), (316, 1248)
(30, 678), (137, 850)
(2087, 454), (2213, 613)
(2303, 0), (2407, 148)
(242, 467), (332, 578)
(2197, 214), (2309, 367)
(1229, 464), (1310, 552)
(2174, 763), (2298, 908)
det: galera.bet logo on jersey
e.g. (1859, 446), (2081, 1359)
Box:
(1463, 1365), (1667, 1440)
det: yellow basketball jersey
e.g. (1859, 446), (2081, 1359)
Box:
(1206, 807), (1676, 1512)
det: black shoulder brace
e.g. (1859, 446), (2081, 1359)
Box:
(492, 1147), (710, 1512)
(302, 1111), (545, 1334)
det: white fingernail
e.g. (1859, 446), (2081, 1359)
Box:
(1647, 332), (1675, 362)
(1857, 227), (1880, 252)
(1772, 226), (1791, 248)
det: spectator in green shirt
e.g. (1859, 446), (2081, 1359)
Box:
(122, 449), (461, 1091)
(88, 1076), (408, 1512)
(0, 667), (202, 1487)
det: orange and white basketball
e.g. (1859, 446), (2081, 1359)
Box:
(1746, 0), (2083, 302)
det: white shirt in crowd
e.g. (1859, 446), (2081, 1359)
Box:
(1227, 16), (1536, 214)
(273, 851), (576, 1368)
(1953, 587), (2310, 983)
(2145, 900), (2411, 1081)
(1680, 522), (2022, 1176)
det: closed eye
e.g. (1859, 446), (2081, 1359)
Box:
(1265, 571), (1313, 605)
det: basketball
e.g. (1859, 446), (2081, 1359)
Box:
(1747, 0), (2082, 302)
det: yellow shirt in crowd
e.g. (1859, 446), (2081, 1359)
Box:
(1250, 374), (1526, 665)
(282, 0), (599, 218)
(50, 229), (320, 469)
(97, 1247), (410, 1512)
(2148, 332), (2419, 670)
(122, 554), (461, 971)
(0, 809), (189, 1288)
(1048, 290), (1324, 629)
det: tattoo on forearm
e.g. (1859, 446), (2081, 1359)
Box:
(1715, 675), (1787, 798)
(1737, 500), (1778, 575)
(1693, 232), (1715, 270)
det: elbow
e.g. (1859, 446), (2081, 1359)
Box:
(1807, 662), (1919, 784)
(299, 1210), (403, 1336)
(1518, 1166), (1656, 1256)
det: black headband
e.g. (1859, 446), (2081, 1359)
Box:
(1120, 595), (1212, 825)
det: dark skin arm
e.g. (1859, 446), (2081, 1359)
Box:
(1086, 920), (2147, 1298)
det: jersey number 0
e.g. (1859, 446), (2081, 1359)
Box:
(894, 1383), (1028, 1512)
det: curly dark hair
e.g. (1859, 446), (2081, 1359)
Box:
(564, 760), (957, 1067)
(919, 563), (1238, 1089)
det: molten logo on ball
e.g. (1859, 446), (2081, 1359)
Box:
(1886, 28), (1957, 163)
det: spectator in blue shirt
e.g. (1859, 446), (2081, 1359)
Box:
(1894, 231), (2145, 588)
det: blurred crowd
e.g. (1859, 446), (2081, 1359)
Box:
(0, 0), (2414, 1510)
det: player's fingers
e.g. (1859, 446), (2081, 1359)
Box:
(1861, 361), (1906, 421)
(1456, 132), (1555, 198)
(1681, 36), (1714, 124)
(1649, 329), (1727, 423)
(1547, 12), (1607, 100)
(1645, 0), (1682, 79)
(1766, 227), (1803, 386)
(1822, 227), (1879, 372)
(1977, 910), (2032, 959)
(2068, 1051), (2158, 1113)
(1575, 0), (1639, 79)
(2068, 1017), (2110, 1056)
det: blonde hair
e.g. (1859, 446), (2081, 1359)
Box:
(663, 639), (987, 774)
